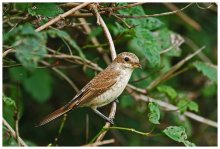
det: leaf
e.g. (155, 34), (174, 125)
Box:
(183, 140), (196, 147)
(9, 67), (28, 82)
(157, 85), (177, 100)
(193, 61), (217, 83)
(118, 5), (164, 30)
(45, 29), (85, 59)
(4, 24), (47, 69)
(177, 99), (189, 114)
(163, 126), (196, 146)
(28, 3), (63, 17)
(15, 3), (30, 11)
(163, 126), (187, 142)
(3, 95), (16, 108)
(148, 102), (160, 124)
(129, 29), (160, 67)
(23, 69), (53, 103)
(188, 101), (199, 113)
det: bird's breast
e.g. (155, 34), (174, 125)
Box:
(85, 68), (133, 108)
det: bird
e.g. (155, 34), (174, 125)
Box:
(36, 52), (141, 126)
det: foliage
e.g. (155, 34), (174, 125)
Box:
(3, 2), (217, 147)
(163, 126), (195, 146)
(148, 102), (160, 124)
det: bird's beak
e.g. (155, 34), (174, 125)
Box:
(134, 63), (142, 69)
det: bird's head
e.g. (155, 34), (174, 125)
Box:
(113, 52), (141, 69)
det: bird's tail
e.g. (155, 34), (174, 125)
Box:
(35, 105), (72, 127)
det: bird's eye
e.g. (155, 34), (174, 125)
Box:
(124, 57), (129, 62)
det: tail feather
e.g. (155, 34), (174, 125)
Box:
(36, 106), (72, 127)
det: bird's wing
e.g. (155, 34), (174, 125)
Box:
(36, 67), (119, 126)
(69, 67), (120, 107)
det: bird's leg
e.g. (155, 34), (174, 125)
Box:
(114, 98), (119, 103)
(92, 108), (114, 124)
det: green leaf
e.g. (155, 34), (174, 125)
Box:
(193, 61), (217, 83)
(23, 69), (53, 103)
(157, 85), (177, 100)
(188, 101), (199, 113)
(118, 5), (164, 30)
(3, 95), (16, 108)
(15, 3), (30, 11)
(163, 126), (195, 146)
(148, 102), (160, 124)
(183, 140), (196, 147)
(28, 3), (63, 17)
(9, 67), (28, 82)
(202, 83), (217, 97)
(129, 29), (160, 67)
(163, 126), (187, 142)
(177, 99), (189, 114)
(45, 29), (85, 59)
(4, 24), (47, 69)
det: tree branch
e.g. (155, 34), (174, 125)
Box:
(115, 3), (193, 18)
(3, 118), (27, 146)
(36, 2), (91, 32)
(83, 139), (115, 146)
(137, 94), (217, 128)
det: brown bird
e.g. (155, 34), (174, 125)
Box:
(36, 52), (141, 126)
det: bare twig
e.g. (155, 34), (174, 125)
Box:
(40, 61), (79, 92)
(90, 4), (117, 143)
(115, 3), (193, 18)
(137, 94), (217, 128)
(77, 14), (111, 64)
(3, 118), (27, 146)
(164, 3), (201, 31)
(147, 46), (205, 90)
(3, 48), (15, 58)
(100, 2), (145, 11)
(35, 2), (91, 32)
(83, 139), (115, 146)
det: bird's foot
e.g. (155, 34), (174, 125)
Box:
(106, 117), (114, 125)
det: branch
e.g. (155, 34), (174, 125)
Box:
(40, 61), (79, 92)
(3, 118), (27, 146)
(83, 139), (115, 146)
(90, 4), (118, 143)
(35, 2), (91, 32)
(100, 2), (145, 11)
(164, 3), (201, 31)
(115, 3), (193, 18)
(77, 15), (112, 64)
(137, 94), (217, 128)
(147, 46), (205, 90)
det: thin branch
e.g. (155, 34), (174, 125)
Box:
(35, 2), (91, 32)
(115, 3), (193, 18)
(164, 3), (201, 31)
(3, 48), (15, 58)
(83, 139), (115, 146)
(3, 118), (27, 146)
(100, 2), (145, 11)
(137, 94), (217, 128)
(40, 61), (79, 92)
(147, 46), (205, 90)
(77, 14), (111, 64)
(90, 4), (118, 143)
(91, 4), (117, 60)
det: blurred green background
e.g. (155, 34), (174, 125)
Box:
(3, 3), (217, 146)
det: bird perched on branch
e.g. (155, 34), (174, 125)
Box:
(36, 52), (141, 126)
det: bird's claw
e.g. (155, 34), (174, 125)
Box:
(107, 118), (114, 125)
